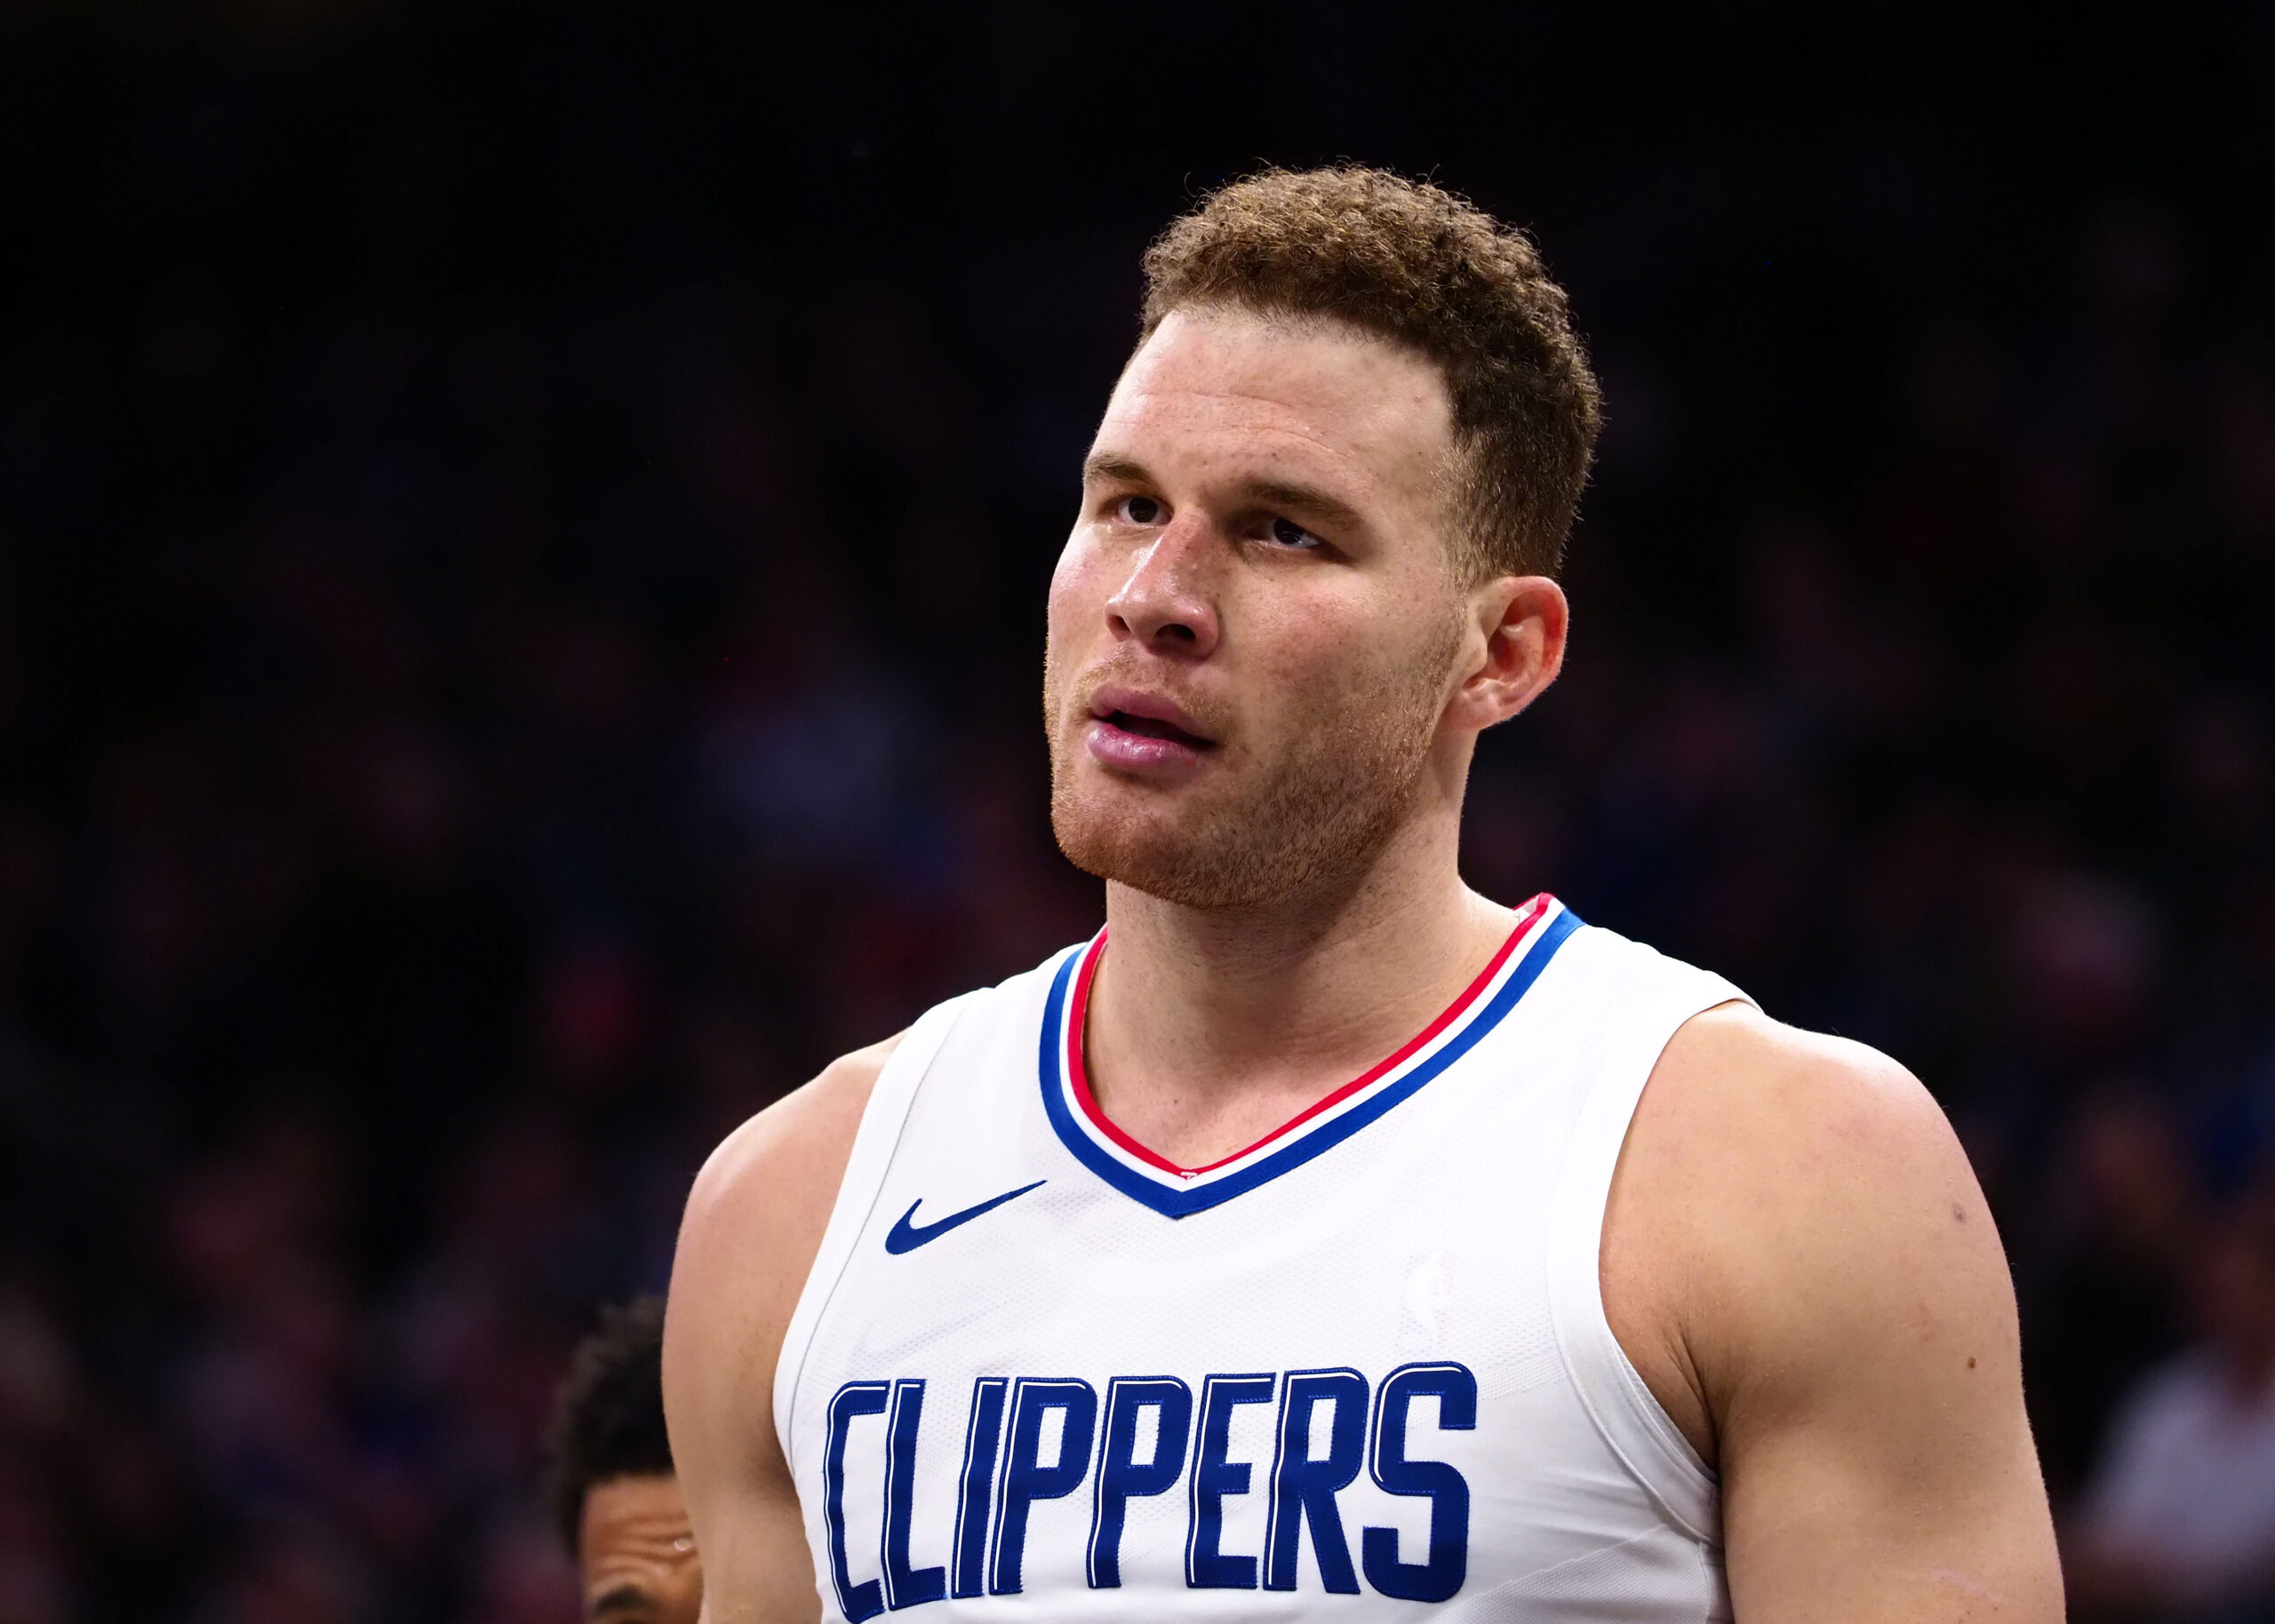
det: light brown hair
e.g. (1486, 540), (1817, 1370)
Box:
(1141, 166), (1602, 579)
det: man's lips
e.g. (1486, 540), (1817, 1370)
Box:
(1104, 712), (1205, 743)
(1086, 686), (1213, 745)
(1084, 685), (1216, 772)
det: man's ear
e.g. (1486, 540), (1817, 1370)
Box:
(1447, 574), (1568, 732)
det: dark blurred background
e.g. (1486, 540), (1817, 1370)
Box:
(5, 3), (2275, 1620)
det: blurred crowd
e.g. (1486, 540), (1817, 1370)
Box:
(6, 6), (2275, 1621)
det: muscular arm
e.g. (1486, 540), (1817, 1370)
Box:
(1603, 1006), (2063, 1622)
(662, 1033), (902, 1624)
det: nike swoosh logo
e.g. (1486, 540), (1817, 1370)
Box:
(884, 1180), (1046, 1254)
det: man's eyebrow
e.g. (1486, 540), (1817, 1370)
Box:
(1248, 479), (1366, 532)
(587, 1583), (654, 1620)
(1081, 457), (1366, 531)
(1082, 452), (1151, 485)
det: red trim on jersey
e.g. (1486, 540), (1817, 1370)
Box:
(1064, 892), (1555, 1180)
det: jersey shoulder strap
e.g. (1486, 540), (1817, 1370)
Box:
(1545, 928), (1750, 1540)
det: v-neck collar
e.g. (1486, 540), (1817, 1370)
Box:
(1035, 894), (1580, 1218)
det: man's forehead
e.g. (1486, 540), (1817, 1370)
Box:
(581, 1474), (693, 1552)
(1098, 307), (1453, 482)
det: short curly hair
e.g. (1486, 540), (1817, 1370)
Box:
(1141, 166), (1602, 580)
(542, 1295), (674, 1555)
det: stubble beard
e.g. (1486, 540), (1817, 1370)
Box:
(1044, 629), (1460, 912)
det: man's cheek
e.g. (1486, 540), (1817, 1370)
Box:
(1047, 529), (1120, 617)
(1265, 636), (1374, 714)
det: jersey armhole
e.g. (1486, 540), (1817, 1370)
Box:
(768, 987), (986, 1469)
(1545, 963), (1752, 1547)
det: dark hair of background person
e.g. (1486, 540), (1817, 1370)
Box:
(543, 1296), (674, 1556)
(1141, 165), (1603, 581)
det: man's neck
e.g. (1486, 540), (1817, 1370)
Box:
(1082, 812), (1518, 1169)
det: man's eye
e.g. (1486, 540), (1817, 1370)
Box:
(1268, 516), (1322, 549)
(1117, 495), (1164, 525)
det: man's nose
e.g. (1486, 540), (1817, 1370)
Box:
(1105, 522), (1221, 657)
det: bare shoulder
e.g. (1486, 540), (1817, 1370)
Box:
(662, 1032), (907, 1624)
(1628, 1002), (1978, 1231)
(1607, 1004), (2058, 1616)
(684, 1030), (906, 1238)
(1604, 1003), (2010, 1462)
(665, 1029), (905, 1441)
(673, 1028), (906, 1341)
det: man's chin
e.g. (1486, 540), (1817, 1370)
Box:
(1050, 799), (1273, 911)
(1047, 737), (1422, 912)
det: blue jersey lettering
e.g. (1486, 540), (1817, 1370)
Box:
(988, 1378), (1097, 1595)
(1265, 1367), (1369, 1593)
(1362, 1361), (1477, 1603)
(1088, 1376), (1193, 1588)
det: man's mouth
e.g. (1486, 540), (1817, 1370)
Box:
(1082, 687), (1217, 774)
(1100, 710), (1211, 749)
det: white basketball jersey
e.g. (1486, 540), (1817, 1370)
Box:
(778, 896), (1750, 1621)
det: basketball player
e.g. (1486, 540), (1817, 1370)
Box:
(665, 168), (2063, 1620)
(547, 1297), (705, 1624)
